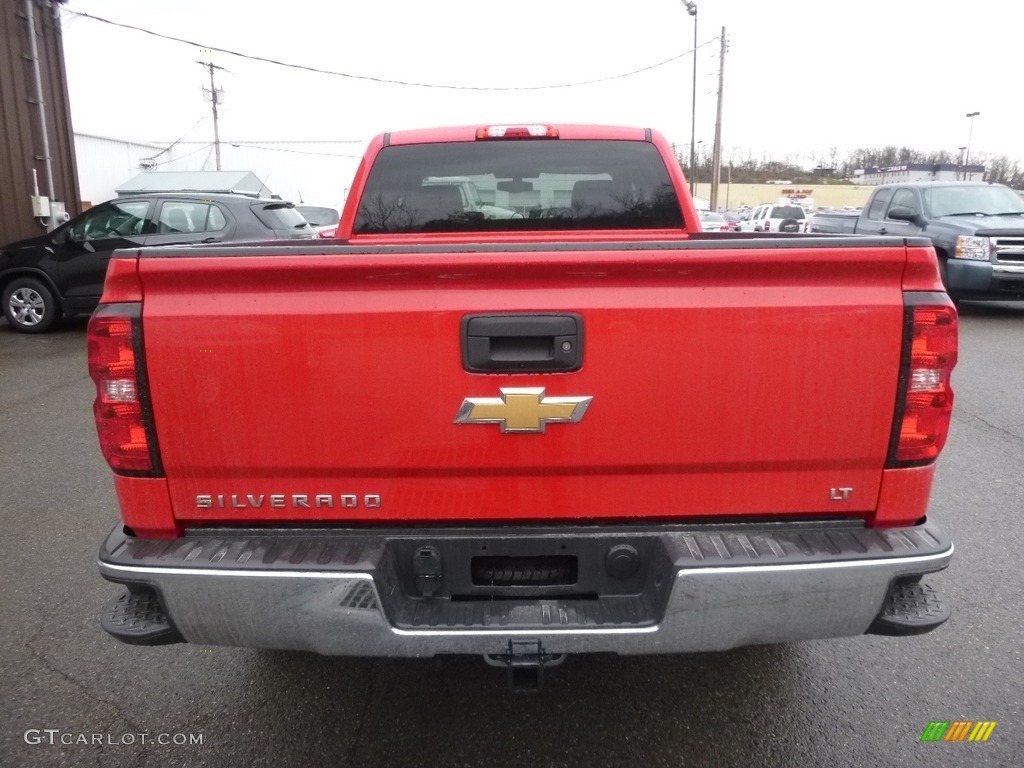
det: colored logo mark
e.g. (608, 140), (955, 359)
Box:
(921, 721), (997, 742)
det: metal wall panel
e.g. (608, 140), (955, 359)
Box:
(74, 133), (164, 207)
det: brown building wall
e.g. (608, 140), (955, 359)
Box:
(0, 0), (80, 245)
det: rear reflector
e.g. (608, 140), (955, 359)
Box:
(88, 304), (161, 474)
(476, 125), (559, 140)
(887, 298), (958, 466)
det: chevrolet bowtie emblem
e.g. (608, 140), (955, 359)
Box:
(455, 387), (593, 433)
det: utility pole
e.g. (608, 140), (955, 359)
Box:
(710, 27), (726, 211)
(197, 61), (226, 170)
(24, 0), (57, 231)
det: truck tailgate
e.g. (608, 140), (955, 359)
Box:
(136, 242), (907, 525)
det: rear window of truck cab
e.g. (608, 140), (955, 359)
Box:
(354, 140), (684, 234)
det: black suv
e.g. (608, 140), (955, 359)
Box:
(1, 193), (316, 333)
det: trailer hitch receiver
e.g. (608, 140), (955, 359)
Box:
(485, 639), (565, 692)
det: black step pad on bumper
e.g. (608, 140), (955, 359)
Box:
(867, 581), (950, 636)
(102, 588), (184, 646)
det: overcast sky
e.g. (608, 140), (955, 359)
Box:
(60, 0), (1017, 171)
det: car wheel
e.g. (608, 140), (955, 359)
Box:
(2, 277), (61, 333)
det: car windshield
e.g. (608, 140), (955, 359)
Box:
(354, 140), (684, 233)
(295, 206), (339, 227)
(923, 185), (1024, 217)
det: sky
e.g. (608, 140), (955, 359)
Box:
(60, 0), (1018, 180)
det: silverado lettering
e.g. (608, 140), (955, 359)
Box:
(91, 123), (957, 690)
(195, 494), (383, 510)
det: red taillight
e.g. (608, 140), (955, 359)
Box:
(88, 305), (159, 474)
(763, 220), (771, 231)
(475, 124), (559, 140)
(888, 300), (958, 466)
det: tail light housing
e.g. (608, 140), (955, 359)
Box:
(88, 304), (162, 475)
(887, 295), (958, 466)
(763, 220), (771, 232)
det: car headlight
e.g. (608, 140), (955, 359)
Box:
(954, 235), (993, 261)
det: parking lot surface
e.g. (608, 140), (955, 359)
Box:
(1, 305), (1021, 768)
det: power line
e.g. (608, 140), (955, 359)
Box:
(215, 139), (366, 145)
(65, 9), (719, 91)
(150, 142), (213, 167)
(142, 115), (208, 161)
(200, 145), (215, 172)
(229, 142), (364, 159)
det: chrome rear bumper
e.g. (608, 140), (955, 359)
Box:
(98, 520), (952, 656)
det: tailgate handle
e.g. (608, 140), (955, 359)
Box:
(462, 314), (583, 373)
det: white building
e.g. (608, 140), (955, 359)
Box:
(853, 163), (984, 186)
(74, 133), (168, 206)
(74, 133), (364, 206)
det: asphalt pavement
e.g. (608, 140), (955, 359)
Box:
(0, 305), (1021, 768)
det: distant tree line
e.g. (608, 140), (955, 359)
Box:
(676, 145), (1024, 188)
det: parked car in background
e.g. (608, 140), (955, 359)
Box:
(1, 193), (316, 333)
(295, 204), (342, 238)
(737, 204), (807, 233)
(719, 211), (742, 231)
(698, 211), (731, 231)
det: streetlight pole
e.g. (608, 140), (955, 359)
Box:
(683, 2), (698, 197)
(964, 111), (980, 179)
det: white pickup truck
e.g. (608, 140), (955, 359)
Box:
(423, 176), (522, 219)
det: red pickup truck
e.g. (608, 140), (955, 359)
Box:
(92, 124), (957, 689)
